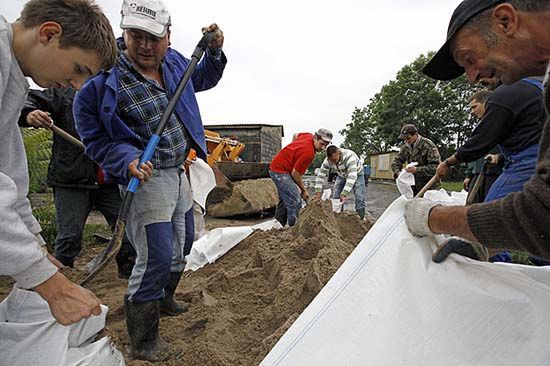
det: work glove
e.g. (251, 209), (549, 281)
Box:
(404, 198), (441, 237)
(432, 237), (489, 263)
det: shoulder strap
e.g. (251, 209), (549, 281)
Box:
(522, 78), (544, 91)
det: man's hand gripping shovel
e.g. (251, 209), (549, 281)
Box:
(416, 166), (490, 263)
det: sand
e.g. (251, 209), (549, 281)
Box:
(0, 199), (371, 366)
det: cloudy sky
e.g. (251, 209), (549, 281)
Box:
(5, 0), (462, 146)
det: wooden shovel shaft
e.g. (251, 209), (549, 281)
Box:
(465, 157), (491, 205)
(415, 175), (439, 198)
(465, 171), (485, 205)
(50, 124), (85, 150)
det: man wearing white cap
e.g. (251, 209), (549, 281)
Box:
(74, 0), (226, 361)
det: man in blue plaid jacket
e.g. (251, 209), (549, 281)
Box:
(74, 0), (226, 361)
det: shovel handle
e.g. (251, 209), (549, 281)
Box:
(415, 175), (439, 198)
(50, 124), (85, 150)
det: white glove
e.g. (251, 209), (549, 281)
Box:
(404, 198), (441, 237)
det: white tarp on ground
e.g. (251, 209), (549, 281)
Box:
(0, 286), (124, 366)
(185, 219), (282, 272)
(261, 191), (550, 366)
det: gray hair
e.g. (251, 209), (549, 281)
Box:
(505, 0), (550, 11)
(463, 0), (550, 47)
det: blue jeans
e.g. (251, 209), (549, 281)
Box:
(269, 171), (302, 226)
(484, 144), (538, 202)
(333, 175), (366, 215)
(120, 167), (194, 303)
(53, 184), (135, 267)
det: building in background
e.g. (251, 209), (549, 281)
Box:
(368, 151), (399, 180)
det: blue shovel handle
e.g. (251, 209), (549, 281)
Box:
(127, 134), (161, 193)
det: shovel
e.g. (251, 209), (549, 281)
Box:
(465, 156), (491, 205)
(80, 31), (215, 286)
(415, 175), (439, 198)
(50, 123), (86, 150)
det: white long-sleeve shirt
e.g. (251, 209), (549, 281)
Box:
(0, 16), (57, 289)
(314, 148), (363, 196)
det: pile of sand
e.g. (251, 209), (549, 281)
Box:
(2, 200), (372, 366)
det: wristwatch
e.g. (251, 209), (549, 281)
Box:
(443, 158), (453, 167)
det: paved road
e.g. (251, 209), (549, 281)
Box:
(303, 176), (400, 219)
(364, 181), (401, 218)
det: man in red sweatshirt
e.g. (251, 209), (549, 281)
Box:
(269, 128), (333, 226)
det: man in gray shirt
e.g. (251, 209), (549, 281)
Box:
(0, 0), (116, 325)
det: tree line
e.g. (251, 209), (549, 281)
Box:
(340, 52), (480, 162)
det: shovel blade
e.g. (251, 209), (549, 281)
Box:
(81, 219), (126, 286)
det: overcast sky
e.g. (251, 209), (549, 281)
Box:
(5, 0), (462, 146)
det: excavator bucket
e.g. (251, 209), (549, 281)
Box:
(210, 163), (233, 190)
(215, 161), (270, 181)
(206, 177), (278, 217)
(202, 130), (279, 217)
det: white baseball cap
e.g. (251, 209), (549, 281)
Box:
(316, 128), (333, 143)
(120, 0), (171, 38)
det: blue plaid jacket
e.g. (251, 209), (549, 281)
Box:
(74, 44), (226, 184)
(116, 50), (194, 169)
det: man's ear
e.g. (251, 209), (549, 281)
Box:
(37, 21), (63, 45)
(492, 3), (519, 36)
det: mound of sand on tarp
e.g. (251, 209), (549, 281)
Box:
(0, 200), (371, 366)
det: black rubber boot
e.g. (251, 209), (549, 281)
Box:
(159, 272), (189, 316)
(356, 209), (366, 220)
(125, 297), (183, 362)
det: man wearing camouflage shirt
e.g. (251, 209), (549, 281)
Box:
(314, 146), (366, 219)
(391, 124), (441, 195)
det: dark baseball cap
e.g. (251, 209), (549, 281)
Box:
(399, 124), (418, 139)
(422, 0), (505, 81)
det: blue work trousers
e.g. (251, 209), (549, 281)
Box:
(484, 144), (538, 202)
(269, 171), (302, 226)
(120, 167), (194, 303)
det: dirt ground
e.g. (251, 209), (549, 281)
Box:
(0, 200), (372, 366)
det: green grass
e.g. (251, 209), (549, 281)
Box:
(22, 128), (52, 193)
(32, 204), (57, 249)
(440, 181), (464, 192)
(83, 223), (112, 248)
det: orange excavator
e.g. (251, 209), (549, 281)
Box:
(204, 129), (246, 165)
